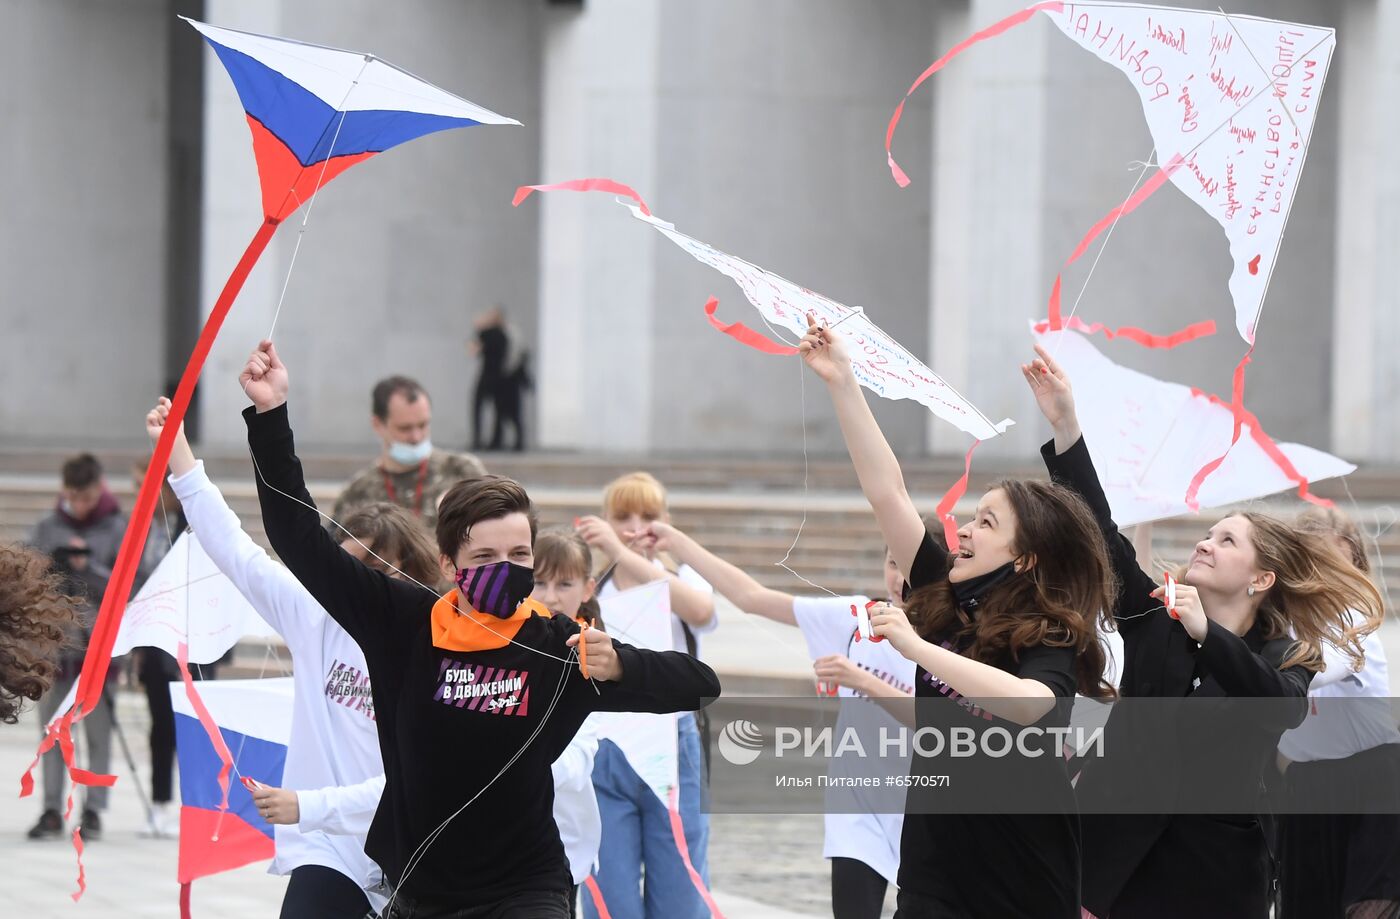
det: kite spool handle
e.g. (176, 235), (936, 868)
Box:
(1163, 571), (1178, 620)
(575, 616), (590, 679)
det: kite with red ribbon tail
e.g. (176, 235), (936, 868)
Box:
(886, 1), (1338, 511)
(24, 18), (518, 901)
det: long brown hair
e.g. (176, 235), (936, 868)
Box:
(342, 503), (442, 589)
(1230, 511), (1383, 673)
(534, 527), (603, 627)
(905, 479), (1117, 699)
(1295, 505), (1370, 573)
(0, 544), (81, 724)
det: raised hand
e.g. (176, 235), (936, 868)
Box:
(1020, 343), (1080, 448)
(798, 313), (855, 386)
(239, 339), (289, 413)
(145, 396), (197, 476)
(575, 515), (628, 563)
(1152, 581), (1208, 643)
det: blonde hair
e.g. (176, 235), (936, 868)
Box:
(1295, 506), (1370, 573)
(599, 471), (676, 576)
(1215, 512), (1384, 673)
(602, 472), (668, 520)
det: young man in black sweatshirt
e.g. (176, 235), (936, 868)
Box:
(240, 340), (721, 918)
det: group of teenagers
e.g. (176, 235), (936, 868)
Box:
(10, 308), (1397, 919)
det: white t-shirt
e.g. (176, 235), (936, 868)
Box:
(1278, 611), (1399, 763)
(170, 463), (385, 894)
(597, 560), (716, 656)
(793, 595), (915, 885)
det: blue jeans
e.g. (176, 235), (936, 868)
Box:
(583, 714), (710, 919)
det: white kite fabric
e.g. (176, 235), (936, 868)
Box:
(590, 580), (679, 804)
(623, 203), (1014, 441)
(1033, 325), (1354, 526)
(48, 531), (279, 726)
(1045, 3), (1335, 344)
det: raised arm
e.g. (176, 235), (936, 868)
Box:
(1023, 345), (1158, 629)
(800, 316), (925, 580)
(577, 516), (716, 629)
(146, 398), (316, 641)
(646, 522), (796, 626)
(240, 341), (427, 652)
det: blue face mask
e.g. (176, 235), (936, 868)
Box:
(388, 438), (432, 466)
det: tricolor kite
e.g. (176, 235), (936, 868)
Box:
(26, 18), (518, 901)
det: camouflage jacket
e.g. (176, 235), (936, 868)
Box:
(332, 450), (486, 529)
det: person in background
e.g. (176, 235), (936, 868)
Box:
(469, 305), (528, 452)
(578, 472), (717, 919)
(334, 375), (485, 529)
(1276, 506), (1400, 919)
(25, 453), (126, 842)
(647, 520), (915, 919)
(130, 456), (195, 838)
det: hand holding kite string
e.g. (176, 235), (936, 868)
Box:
(812, 654), (877, 695)
(1152, 579), (1206, 643)
(867, 603), (919, 657)
(565, 626), (623, 682)
(249, 783), (300, 826)
(240, 340), (289, 413)
(798, 313), (855, 386)
(1021, 344), (1082, 454)
(575, 515), (642, 563)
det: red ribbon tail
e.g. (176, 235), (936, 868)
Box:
(887, 1), (1063, 187)
(583, 876), (613, 919)
(66, 220), (278, 732)
(178, 642), (235, 812)
(512, 177), (651, 216)
(181, 882), (193, 919)
(703, 297), (799, 356)
(667, 786), (727, 918)
(936, 441), (980, 551)
(1045, 154), (1186, 335)
(70, 826), (86, 902)
(1185, 349), (1253, 510)
(1036, 316), (1217, 350)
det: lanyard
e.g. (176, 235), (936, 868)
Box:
(382, 460), (429, 516)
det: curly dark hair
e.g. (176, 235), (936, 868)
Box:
(0, 544), (82, 724)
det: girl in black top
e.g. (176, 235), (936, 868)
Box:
(239, 341), (721, 918)
(800, 319), (1116, 919)
(1022, 344), (1382, 919)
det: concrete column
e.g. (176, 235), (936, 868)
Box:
(0, 0), (169, 447)
(1332, 0), (1400, 461)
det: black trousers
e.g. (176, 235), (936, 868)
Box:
(281, 864), (373, 919)
(832, 857), (889, 919)
(384, 888), (571, 919)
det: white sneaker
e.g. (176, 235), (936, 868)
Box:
(141, 802), (179, 839)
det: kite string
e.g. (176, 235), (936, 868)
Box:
(1340, 477), (1398, 624)
(267, 57), (370, 341)
(1050, 147), (1157, 358)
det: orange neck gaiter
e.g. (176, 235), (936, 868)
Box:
(430, 590), (552, 652)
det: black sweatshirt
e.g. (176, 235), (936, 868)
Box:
(1042, 435), (1309, 917)
(246, 404), (721, 907)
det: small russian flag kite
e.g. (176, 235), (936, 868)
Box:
(182, 18), (520, 222)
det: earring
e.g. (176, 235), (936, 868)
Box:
(1247, 586), (1256, 597)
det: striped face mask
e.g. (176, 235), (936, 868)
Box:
(455, 560), (536, 619)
